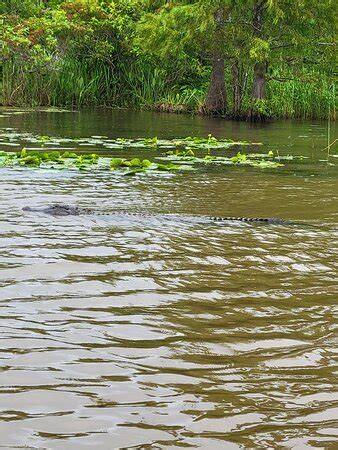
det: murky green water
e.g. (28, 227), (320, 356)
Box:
(0, 108), (337, 449)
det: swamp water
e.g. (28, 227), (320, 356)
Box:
(0, 108), (337, 449)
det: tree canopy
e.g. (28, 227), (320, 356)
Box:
(1, 0), (335, 119)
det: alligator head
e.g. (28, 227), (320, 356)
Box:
(22, 204), (87, 216)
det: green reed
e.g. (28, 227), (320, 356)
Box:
(2, 58), (335, 121)
(267, 69), (336, 120)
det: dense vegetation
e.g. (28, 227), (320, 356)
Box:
(1, 0), (336, 120)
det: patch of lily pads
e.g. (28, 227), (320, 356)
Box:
(0, 129), (261, 152)
(0, 128), (318, 173)
(0, 146), (312, 175)
(0, 149), (194, 175)
(155, 148), (309, 169)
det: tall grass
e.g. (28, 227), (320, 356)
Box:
(267, 69), (336, 120)
(2, 58), (173, 108)
(51, 58), (121, 107)
(3, 59), (55, 106)
(2, 58), (335, 120)
(120, 63), (168, 107)
(3, 58), (122, 107)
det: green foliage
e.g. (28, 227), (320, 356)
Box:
(142, 137), (158, 147)
(249, 38), (270, 63)
(267, 68), (336, 120)
(231, 152), (247, 164)
(156, 163), (181, 171)
(1, 0), (335, 119)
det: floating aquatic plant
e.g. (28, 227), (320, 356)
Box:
(0, 128), (319, 174)
(0, 149), (191, 175)
(142, 137), (158, 147)
(231, 152), (248, 164)
(1, 142), (314, 171)
(156, 151), (285, 169)
(0, 129), (261, 153)
(166, 149), (195, 158)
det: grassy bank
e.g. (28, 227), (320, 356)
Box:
(2, 59), (335, 120)
(1, 1), (335, 121)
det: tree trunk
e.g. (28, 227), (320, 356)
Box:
(252, 62), (266, 99)
(247, 0), (269, 122)
(200, 8), (227, 116)
(247, 61), (268, 122)
(201, 54), (227, 116)
(232, 60), (241, 119)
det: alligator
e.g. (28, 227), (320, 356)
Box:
(22, 204), (288, 224)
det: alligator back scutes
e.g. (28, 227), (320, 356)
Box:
(209, 216), (285, 223)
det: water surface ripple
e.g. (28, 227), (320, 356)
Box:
(0, 111), (337, 449)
